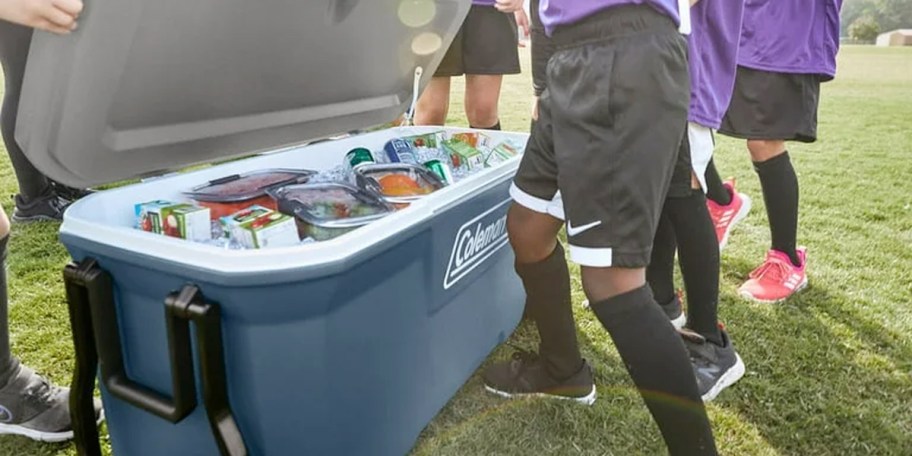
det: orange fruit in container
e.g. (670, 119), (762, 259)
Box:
(378, 174), (424, 197)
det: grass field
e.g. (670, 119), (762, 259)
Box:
(1, 45), (911, 455)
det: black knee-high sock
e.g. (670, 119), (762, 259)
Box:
(516, 243), (583, 379)
(754, 152), (801, 266)
(471, 121), (501, 131)
(0, 235), (18, 387)
(591, 286), (718, 456)
(667, 191), (723, 345)
(704, 159), (731, 206)
(647, 211), (677, 308)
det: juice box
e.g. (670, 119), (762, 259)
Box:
(443, 139), (484, 171)
(402, 132), (444, 149)
(161, 204), (211, 242)
(450, 132), (494, 151)
(136, 201), (211, 241)
(220, 205), (273, 237)
(222, 206), (299, 249)
(484, 142), (520, 167)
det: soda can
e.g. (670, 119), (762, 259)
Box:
(423, 159), (454, 185)
(383, 138), (417, 164)
(345, 147), (375, 169)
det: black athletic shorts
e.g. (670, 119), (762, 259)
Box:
(435, 5), (521, 77)
(529, 0), (554, 96)
(719, 66), (821, 143)
(511, 5), (689, 268)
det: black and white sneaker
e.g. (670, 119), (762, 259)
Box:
(0, 365), (104, 442)
(11, 190), (71, 223)
(659, 293), (687, 330)
(482, 350), (597, 405)
(679, 327), (745, 402)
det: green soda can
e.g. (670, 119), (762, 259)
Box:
(345, 147), (375, 169)
(423, 159), (454, 186)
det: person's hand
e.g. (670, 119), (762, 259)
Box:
(514, 9), (530, 47)
(494, 0), (524, 13)
(531, 97), (539, 121)
(0, 0), (83, 35)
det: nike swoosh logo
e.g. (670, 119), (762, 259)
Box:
(0, 405), (13, 423)
(567, 220), (602, 237)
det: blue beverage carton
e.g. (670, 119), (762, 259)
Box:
(384, 138), (418, 164)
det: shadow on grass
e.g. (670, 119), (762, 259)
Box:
(416, 274), (912, 456)
(714, 280), (912, 456)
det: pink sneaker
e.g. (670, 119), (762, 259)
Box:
(739, 248), (808, 303)
(707, 180), (752, 251)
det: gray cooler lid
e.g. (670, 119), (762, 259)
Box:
(16, 0), (470, 188)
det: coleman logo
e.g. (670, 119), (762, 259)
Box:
(444, 199), (511, 289)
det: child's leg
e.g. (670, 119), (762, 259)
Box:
(0, 22), (53, 203)
(0, 205), (14, 385)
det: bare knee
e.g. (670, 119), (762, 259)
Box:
(747, 140), (787, 162)
(507, 203), (562, 264)
(465, 101), (499, 129)
(415, 77), (451, 126)
(581, 266), (646, 303)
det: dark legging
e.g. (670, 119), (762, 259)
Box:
(0, 21), (52, 202)
(0, 234), (16, 386)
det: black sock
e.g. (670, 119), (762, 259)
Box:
(0, 235), (18, 387)
(590, 286), (717, 455)
(646, 211), (677, 308)
(667, 192), (723, 345)
(471, 121), (501, 131)
(516, 243), (583, 379)
(704, 159), (731, 206)
(754, 152), (801, 266)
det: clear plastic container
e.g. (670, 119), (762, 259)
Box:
(268, 183), (394, 241)
(183, 169), (315, 218)
(354, 164), (445, 207)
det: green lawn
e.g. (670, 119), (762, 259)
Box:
(2, 45), (911, 455)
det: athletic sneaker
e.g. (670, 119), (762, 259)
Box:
(707, 179), (752, 251)
(582, 296), (687, 330)
(51, 182), (94, 202)
(659, 292), (688, 330)
(12, 191), (71, 222)
(739, 248), (808, 303)
(0, 365), (104, 442)
(679, 327), (745, 402)
(482, 350), (597, 405)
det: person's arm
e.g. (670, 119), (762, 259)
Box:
(690, 0), (701, 5)
(0, 0), (83, 35)
(494, 0), (524, 13)
(515, 9), (530, 46)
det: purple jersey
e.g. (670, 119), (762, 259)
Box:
(738, 0), (843, 79)
(472, 0), (496, 5)
(539, 0), (682, 36)
(688, 0), (745, 128)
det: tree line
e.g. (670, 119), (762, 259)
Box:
(842, 0), (912, 41)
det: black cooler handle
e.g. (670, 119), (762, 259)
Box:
(64, 258), (247, 456)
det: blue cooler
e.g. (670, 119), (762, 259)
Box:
(15, 1), (527, 454)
